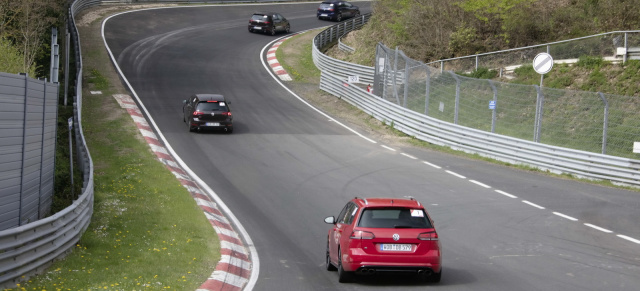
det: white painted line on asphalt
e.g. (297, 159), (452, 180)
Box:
(495, 190), (517, 198)
(381, 145), (396, 151)
(445, 170), (466, 179)
(584, 223), (613, 233)
(469, 180), (491, 188)
(423, 161), (441, 169)
(401, 153), (417, 159)
(522, 200), (545, 209)
(553, 212), (578, 221)
(617, 235), (640, 244)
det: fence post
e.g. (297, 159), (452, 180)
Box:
(19, 74), (29, 226)
(624, 32), (628, 64)
(475, 54), (478, 71)
(38, 79), (48, 219)
(599, 92), (609, 155)
(393, 47), (400, 105)
(489, 80), (497, 133)
(448, 72), (461, 124)
(424, 65), (431, 116)
(65, 28), (70, 106)
(403, 57), (409, 108)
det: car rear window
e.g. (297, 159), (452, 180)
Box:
(319, 4), (334, 9)
(196, 102), (228, 112)
(358, 208), (432, 229)
(251, 14), (268, 21)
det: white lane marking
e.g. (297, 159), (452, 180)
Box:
(584, 223), (613, 233)
(445, 170), (466, 179)
(553, 212), (578, 221)
(423, 161), (441, 169)
(617, 235), (640, 244)
(381, 145), (396, 151)
(401, 153), (417, 159)
(522, 200), (545, 209)
(495, 190), (517, 198)
(469, 180), (491, 188)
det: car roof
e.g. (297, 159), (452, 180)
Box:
(352, 197), (423, 208)
(194, 94), (225, 102)
(253, 12), (276, 16)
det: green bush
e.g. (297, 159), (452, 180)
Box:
(460, 67), (498, 79)
(0, 37), (36, 75)
(576, 56), (604, 69)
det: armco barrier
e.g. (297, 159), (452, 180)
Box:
(314, 22), (640, 187)
(0, 0), (96, 288)
(312, 13), (374, 83)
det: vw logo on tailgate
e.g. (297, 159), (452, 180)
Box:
(392, 233), (400, 241)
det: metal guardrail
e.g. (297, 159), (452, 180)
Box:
(314, 18), (640, 187)
(0, 0), (96, 288)
(320, 71), (640, 186)
(312, 13), (374, 83)
(338, 36), (355, 53)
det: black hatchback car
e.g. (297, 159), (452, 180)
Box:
(248, 12), (290, 35)
(317, 1), (360, 22)
(183, 94), (233, 133)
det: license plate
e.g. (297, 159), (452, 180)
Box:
(381, 244), (412, 251)
(205, 122), (220, 126)
(321, 14), (328, 17)
(254, 26), (261, 30)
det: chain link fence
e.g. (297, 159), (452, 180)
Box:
(374, 43), (640, 158)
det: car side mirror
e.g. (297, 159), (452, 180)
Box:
(324, 216), (335, 224)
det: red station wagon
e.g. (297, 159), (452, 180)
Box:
(324, 197), (442, 283)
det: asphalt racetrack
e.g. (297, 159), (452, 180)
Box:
(103, 2), (640, 290)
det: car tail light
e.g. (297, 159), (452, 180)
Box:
(350, 230), (374, 239)
(418, 231), (438, 241)
(264, 21), (270, 24)
(193, 111), (203, 117)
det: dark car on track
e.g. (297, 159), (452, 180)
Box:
(248, 12), (290, 35)
(183, 94), (233, 133)
(324, 197), (442, 283)
(317, 1), (360, 22)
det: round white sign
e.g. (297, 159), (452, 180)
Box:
(533, 53), (553, 74)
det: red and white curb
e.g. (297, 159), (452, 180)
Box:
(266, 35), (299, 81)
(113, 94), (251, 291)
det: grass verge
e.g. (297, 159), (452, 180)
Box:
(8, 6), (220, 290)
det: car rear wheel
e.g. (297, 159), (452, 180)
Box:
(325, 241), (337, 271)
(270, 26), (276, 35)
(336, 13), (342, 22)
(337, 248), (352, 283)
(285, 24), (290, 33)
(187, 119), (195, 132)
